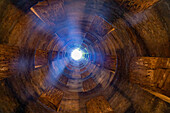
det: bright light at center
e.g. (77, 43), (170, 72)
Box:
(71, 48), (82, 60)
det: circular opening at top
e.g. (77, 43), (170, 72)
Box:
(71, 48), (82, 60)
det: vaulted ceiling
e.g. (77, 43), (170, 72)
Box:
(0, 0), (169, 113)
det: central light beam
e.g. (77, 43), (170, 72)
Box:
(71, 48), (82, 60)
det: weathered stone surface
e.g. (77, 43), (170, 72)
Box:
(25, 100), (56, 113)
(130, 57), (170, 69)
(93, 68), (114, 89)
(0, 44), (35, 80)
(59, 95), (80, 113)
(0, 44), (58, 77)
(125, 5), (169, 57)
(115, 0), (159, 12)
(66, 79), (83, 92)
(0, 0), (55, 49)
(102, 36), (117, 56)
(109, 92), (131, 113)
(5, 65), (51, 103)
(31, 0), (65, 26)
(82, 78), (97, 92)
(10, 0), (40, 11)
(86, 96), (113, 113)
(4, 10), (54, 50)
(92, 45), (103, 65)
(160, 69), (170, 93)
(39, 86), (63, 111)
(115, 80), (169, 113)
(0, 0), (169, 112)
(104, 55), (117, 72)
(34, 49), (49, 68)
(85, 33), (98, 43)
(0, 80), (19, 113)
(89, 16), (114, 37)
(0, 0), (24, 44)
(130, 57), (170, 97)
(58, 75), (68, 85)
(34, 49), (59, 68)
(81, 70), (90, 79)
(28, 66), (51, 96)
(0, 45), (20, 79)
(51, 51), (60, 60)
